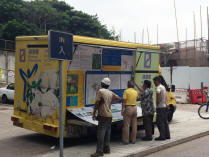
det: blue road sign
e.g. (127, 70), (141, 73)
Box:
(48, 30), (73, 60)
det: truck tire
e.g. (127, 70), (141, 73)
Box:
(2, 95), (8, 104)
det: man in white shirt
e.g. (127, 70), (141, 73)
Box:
(153, 76), (170, 141)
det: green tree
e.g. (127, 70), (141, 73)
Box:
(2, 19), (42, 40)
(0, 0), (24, 24)
(0, 0), (117, 40)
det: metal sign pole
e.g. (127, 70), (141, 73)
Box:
(48, 30), (73, 157)
(59, 60), (64, 157)
(201, 82), (204, 104)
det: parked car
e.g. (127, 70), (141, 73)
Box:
(0, 83), (14, 103)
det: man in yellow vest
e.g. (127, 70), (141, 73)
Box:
(121, 81), (138, 144)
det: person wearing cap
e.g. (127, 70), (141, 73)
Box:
(153, 76), (170, 141)
(134, 80), (155, 141)
(121, 81), (138, 144)
(91, 78), (121, 157)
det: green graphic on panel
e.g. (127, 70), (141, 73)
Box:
(67, 74), (78, 94)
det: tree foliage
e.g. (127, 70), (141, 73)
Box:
(0, 0), (116, 40)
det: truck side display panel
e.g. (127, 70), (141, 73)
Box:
(67, 45), (141, 126)
(13, 37), (67, 137)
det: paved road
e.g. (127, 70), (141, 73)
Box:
(145, 135), (209, 157)
(0, 103), (200, 157)
(0, 103), (107, 157)
(176, 103), (199, 113)
(0, 104), (55, 157)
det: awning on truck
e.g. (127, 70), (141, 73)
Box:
(67, 103), (142, 125)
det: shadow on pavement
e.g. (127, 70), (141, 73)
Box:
(0, 127), (124, 157)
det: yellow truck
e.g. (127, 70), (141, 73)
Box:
(12, 35), (161, 138)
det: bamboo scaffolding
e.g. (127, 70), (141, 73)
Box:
(174, 0), (179, 42)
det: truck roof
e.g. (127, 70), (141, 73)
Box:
(16, 35), (160, 50)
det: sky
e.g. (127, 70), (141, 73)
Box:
(63, 0), (209, 44)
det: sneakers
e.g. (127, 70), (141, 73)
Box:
(90, 152), (104, 157)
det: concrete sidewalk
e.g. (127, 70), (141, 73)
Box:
(36, 104), (209, 157)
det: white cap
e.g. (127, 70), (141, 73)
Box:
(101, 78), (111, 86)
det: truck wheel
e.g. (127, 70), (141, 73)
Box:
(167, 105), (174, 122)
(2, 95), (8, 104)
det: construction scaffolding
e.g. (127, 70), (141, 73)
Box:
(160, 38), (209, 67)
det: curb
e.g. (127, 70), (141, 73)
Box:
(127, 130), (209, 157)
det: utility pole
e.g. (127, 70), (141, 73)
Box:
(142, 29), (144, 44)
(112, 26), (116, 40)
(193, 12), (196, 42)
(147, 27), (150, 44)
(134, 32), (136, 43)
(200, 6), (203, 40)
(185, 28), (187, 46)
(119, 30), (122, 41)
(186, 28), (188, 65)
(174, 0), (179, 42)
(157, 24), (159, 45)
(207, 7), (209, 54)
(193, 11), (197, 65)
(199, 6), (202, 66)
(200, 6), (203, 65)
(193, 12), (196, 47)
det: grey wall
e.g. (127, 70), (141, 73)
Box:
(162, 66), (209, 89)
(0, 50), (15, 84)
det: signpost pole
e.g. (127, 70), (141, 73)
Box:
(48, 30), (73, 157)
(201, 82), (204, 104)
(59, 60), (64, 157)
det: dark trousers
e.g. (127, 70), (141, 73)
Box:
(156, 108), (170, 139)
(96, 116), (112, 154)
(143, 115), (154, 138)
